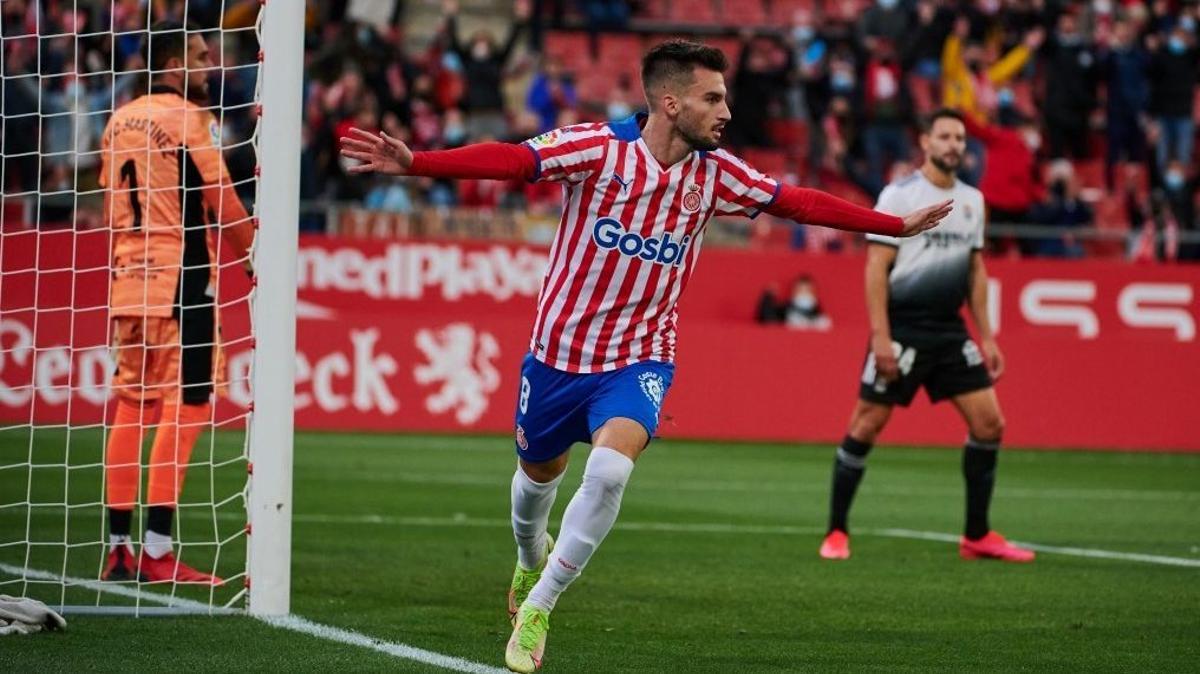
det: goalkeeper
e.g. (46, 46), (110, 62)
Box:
(98, 21), (254, 585)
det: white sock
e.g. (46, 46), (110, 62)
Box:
(512, 464), (565, 570)
(144, 530), (173, 559)
(526, 447), (634, 613)
(109, 534), (132, 552)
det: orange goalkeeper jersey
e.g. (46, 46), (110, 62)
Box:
(99, 85), (253, 317)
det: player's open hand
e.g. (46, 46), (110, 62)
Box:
(899, 199), (953, 237)
(981, 337), (1005, 381)
(339, 127), (413, 176)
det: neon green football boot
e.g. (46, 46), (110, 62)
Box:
(507, 534), (554, 624)
(505, 603), (550, 673)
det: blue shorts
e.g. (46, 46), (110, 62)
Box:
(513, 353), (675, 463)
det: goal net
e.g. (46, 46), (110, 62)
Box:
(0, 0), (300, 616)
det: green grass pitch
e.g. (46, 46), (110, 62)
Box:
(2, 430), (1198, 671)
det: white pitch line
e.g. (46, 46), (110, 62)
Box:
(259, 614), (507, 674)
(0, 562), (506, 674)
(289, 513), (1200, 569)
(328, 469), (1200, 503)
(871, 528), (1200, 569)
(6, 510), (1197, 569)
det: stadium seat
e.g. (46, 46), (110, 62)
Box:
(636, 0), (671, 20)
(1115, 163), (1149, 196)
(766, 119), (809, 154)
(597, 34), (645, 80)
(769, 0), (819, 17)
(816, 170), (874, 208)
(545, 31), (593, 71)
(740, 147), (790, 179)
(1073, 159), (1106, 191)
(667, 0), (718, 25)
(575, 69), (615, 105)
(719, 0), (768, 27)
(821, 0), (868, 19)
(1088, 194), (1131, 257)
(701, 36), (743, 62)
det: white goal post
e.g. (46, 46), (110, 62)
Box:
(246, 0), (302, 617)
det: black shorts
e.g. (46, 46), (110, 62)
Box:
(858, 336), (992, 407)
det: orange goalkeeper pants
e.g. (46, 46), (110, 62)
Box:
(104, 399), (212, 510)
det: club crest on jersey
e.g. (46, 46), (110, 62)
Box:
(682, 184), (702, 213)
(593, 217), (691, 266)
(516, 424), (529, 451)
(638, 372), (665, 408)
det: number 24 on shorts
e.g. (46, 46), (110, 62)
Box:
(862, 341), (917, 393)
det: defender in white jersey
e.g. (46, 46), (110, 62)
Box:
(341, 41), (954, 672)
(818, 109), (1035, 564)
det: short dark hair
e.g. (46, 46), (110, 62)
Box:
(641, 40), (728, 103)
(144, 20), (202, 73)
(923, 108), (965, 133)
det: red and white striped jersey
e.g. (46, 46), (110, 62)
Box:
(524, 114), (780, 373)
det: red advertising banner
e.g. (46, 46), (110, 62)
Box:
(2, 232), (1197, 451)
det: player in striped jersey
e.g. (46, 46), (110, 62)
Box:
(342, 40), (952, 672)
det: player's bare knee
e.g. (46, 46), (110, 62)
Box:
(970, 415), (1005, 443)
(520, 454), (569, 483)
(591, 417), (649, 461)
(848, 402), (890, 444)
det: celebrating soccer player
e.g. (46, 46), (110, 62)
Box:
(99, 22), (255, 585)
(342, 40), (952, 673)
(818, 109), (1034, 564)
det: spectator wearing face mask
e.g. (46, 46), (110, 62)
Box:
(1147, 26), (1199, 171)
(1101, 19), (1150, 189)
(1159, 160), (1198, 260)
(792, 8), (830, 121)
(1041, 11), (1099, 159)
(605, 73), (636, 122)
(1027, 160), (1091, 258)
(442, 0), (531, 141)
(785, 275), (832, 331)
(942, 16), (1044, 124)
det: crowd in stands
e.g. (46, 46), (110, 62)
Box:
(2, 0), (1198, 260)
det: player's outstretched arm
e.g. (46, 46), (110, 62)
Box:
(763, 184), (952, 237)
(339, 127), (537, 181)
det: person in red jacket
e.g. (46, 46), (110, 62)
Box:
(960, 110), (1044, 225)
